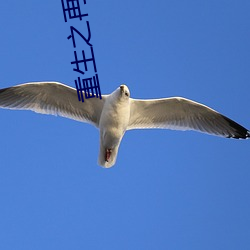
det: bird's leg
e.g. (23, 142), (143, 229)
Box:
(105, 149), (112, 162)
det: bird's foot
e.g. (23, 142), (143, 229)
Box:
(105, 149), (112, 162)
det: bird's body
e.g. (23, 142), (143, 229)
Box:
(98, 86), (130, 167)
(0, 82), (249, 168)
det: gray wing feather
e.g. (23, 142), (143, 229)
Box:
(0, 82), (106, 127)
(128, 97), (249, 139)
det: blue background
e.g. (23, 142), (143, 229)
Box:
(0, 1), (249, 249)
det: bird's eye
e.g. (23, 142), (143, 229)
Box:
(125, 92), (129, 97)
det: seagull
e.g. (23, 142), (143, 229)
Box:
(0, 82), (249, 168)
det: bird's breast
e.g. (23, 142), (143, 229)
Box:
(99, 99), (130, 142)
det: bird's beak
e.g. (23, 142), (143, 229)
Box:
(120, 85), (124, 93)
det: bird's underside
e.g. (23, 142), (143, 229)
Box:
(0, 82), (249, 168)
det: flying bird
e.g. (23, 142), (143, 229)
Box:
(0, 82), (249, 168)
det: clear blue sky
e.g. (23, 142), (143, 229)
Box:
(0, 1), (249, 249)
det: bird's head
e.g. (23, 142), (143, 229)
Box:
(110, 84), (130, 103)
(119, 84), (130, 98)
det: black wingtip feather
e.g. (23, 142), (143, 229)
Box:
(222, 115), (249, 139)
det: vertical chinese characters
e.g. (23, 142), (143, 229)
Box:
(61, 0), (102, 102)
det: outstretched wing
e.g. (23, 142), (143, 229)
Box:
(0, 82), (106, 127)
(128, 97), (249, 139)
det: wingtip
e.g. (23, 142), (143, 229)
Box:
(222, 115), (250, 139)
(247, 130), (250, 139)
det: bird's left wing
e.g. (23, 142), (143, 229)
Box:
(0, 82), (106, 127)
(128, 97), (249, 139)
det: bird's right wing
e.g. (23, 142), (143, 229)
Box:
(0, 82), (106, 127)
(128, 97), (249, 139)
